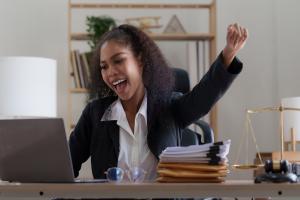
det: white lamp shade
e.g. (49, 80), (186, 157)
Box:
(282, 97), (300, 141)
(0, 57), (57, 117)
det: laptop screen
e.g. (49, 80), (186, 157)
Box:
(0, 118), (75, 182)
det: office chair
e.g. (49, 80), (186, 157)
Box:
(172, 68), (214, 146)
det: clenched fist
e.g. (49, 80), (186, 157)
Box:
(222, 23), (248, 67)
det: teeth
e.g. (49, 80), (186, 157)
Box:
(112, 79), (126, 86)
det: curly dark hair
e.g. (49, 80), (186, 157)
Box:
(89, 24), (174, 105)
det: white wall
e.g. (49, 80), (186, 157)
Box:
(0, 0), (69, 128)
(217, 0), (280, 179)
(0, 0), (300, 181)
(276, 0), (300, 98)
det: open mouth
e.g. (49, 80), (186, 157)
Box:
(112, 79), (128, 93)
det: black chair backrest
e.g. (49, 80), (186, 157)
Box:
(172, 68), (190, 94)
(172, 68), (214, 145)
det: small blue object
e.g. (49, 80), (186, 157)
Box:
(105, 167), (124, 182)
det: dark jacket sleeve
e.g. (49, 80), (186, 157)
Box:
(69, 103), (92, 178)
(171, 53), (243, 128)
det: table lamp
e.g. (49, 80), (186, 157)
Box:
(0, 57), (57, 118)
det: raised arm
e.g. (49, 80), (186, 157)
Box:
(171, 23), (248, 128)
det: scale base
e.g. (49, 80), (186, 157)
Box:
(255, 172), (298, 183)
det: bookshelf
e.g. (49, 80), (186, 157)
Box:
(67, 1), (218, 138)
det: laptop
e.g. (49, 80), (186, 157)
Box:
(0, 118), (106, 183)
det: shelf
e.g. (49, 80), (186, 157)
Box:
(67, 0), (217, 135)
(70, 88), (89, 93)
(71, 33), (214, 41)
(70, 3), (212, 9)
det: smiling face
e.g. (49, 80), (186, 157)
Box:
(100, 40), (144, 103)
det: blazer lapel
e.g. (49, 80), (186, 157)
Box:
(146, 96), (161, 159)
(147, 94), (156, 134)
(146, 95), (178, 159)
(98, 120), (120, 159)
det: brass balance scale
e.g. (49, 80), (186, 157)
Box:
(232, 105), (300, 182)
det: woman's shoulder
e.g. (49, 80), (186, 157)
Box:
(86, 95), (118, 112)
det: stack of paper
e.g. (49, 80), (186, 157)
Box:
(157, 140), (231, 183)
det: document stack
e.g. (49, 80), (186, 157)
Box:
(157, 140), (231, 183)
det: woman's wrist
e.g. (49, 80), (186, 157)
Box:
(222, 47), (237, 69)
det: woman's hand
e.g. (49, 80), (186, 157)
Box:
(222, 23), (248, 68)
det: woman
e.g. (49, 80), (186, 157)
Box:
(69, 23), (248, 181)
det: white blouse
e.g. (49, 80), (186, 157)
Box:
(101, 92), (158, 181)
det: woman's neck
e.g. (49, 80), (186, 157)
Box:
(121, 86), (145, 116)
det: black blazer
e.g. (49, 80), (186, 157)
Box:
(69, 54), (243, 178)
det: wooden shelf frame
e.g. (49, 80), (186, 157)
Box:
(70, 3), (212, 9)
(67, 0), (218, 137)
(71, 33), (214, 41)
(69, 88), (89, 93)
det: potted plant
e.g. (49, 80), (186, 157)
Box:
(86, 15), (117, 50)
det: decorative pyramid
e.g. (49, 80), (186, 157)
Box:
(163, 15), (186, 34)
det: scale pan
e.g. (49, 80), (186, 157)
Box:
(232, 164), (264, 170)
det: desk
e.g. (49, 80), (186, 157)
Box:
(1, 180), (300, 199)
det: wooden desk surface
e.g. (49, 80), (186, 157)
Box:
(0, 180), (299, 198)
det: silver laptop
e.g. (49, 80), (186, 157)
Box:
(0, 118), (105, 183)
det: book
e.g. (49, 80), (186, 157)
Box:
(81, 52), (91, 88)
(71, 50), (80, 88)
(74, 50), (85, 88)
